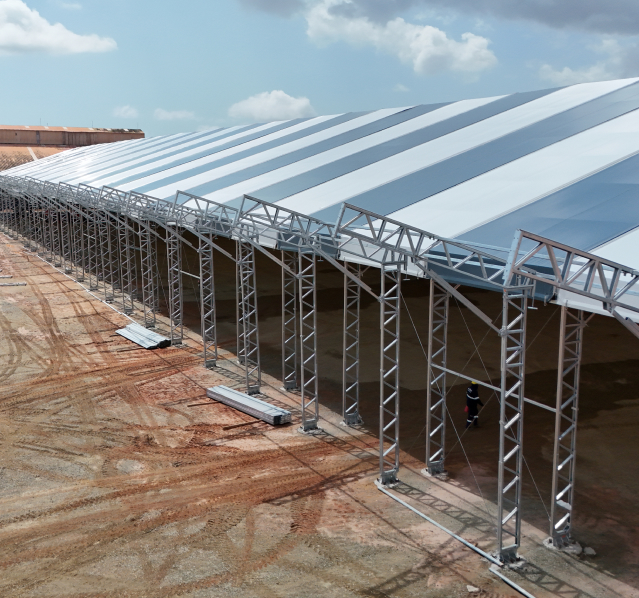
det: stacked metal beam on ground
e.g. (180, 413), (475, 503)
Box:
(115, 322), (171, 349)
(206, 385), (291, 425)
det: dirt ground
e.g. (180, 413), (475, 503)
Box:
(0, 234), (637, 598)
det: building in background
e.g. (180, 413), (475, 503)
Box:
(0, 126), (144, 171)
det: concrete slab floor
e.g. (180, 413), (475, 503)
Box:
(0, 233), (636, 597)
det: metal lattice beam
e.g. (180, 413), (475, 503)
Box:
(550, 307), (585, 547)
(140, 221), (158, 328)
(238, 240), (261, 394)
(343, 261), (362, 425)
(426, 279), (449, 475)
(497, 289), (528, 563)
(200, 235), (217, 368)
(282, 250), (298, 390)
(380, 264), (401, 485)
(120, 214), (138, 314)
(299, 251), (319, 431)
(167, 229), (183, 345)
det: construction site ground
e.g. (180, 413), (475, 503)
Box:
(0, 233), (637, 598)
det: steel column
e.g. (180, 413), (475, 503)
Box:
(343, 262), (362, 425)
(139, 222), (158, 328)
(72, 209), (86, 282)
(238, 240), (261, 394)
(497, 289), (528, 563)
(199, 236), (217, 368)
(86, 208), (101, 291)
(99, 212), (116, 302)
(49, 207), (61, 266)
(426, 279), (450, 475)
(550, 307), (585, 547)
(60, 206), (72, 273)
(120, 215), (137, 314)
(282, 250), (298, 390)
(167, 229), (184, 345)
(299, 251), (319, 431)
(379, 264), (402, 485)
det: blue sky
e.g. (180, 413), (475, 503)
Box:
(1, 0), (638, 136)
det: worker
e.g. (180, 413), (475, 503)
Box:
(466, 381), (484, 428)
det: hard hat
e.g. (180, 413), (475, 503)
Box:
(471, 381), (478, 385)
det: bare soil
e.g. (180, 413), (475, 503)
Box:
(0, 235), (635, 598)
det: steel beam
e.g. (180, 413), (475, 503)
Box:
(60, 205), (72, 273)
(550, 307), (585, 547)
(282, 250), (298, 390)
(497, 289), (528, 563)
(120, 214), (137, 314)
(343, 262), (362, 425)
(167, 228), (184, 345)
(426, 279), (450, 475)
(237, 240), (261, 394)
(379, 264), (402, 485)
(199, 235), (217, 368)
(299, 251), (319, 431)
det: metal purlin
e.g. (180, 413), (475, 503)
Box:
(167, 229), (184, 345)
(282, 250), (298, 390)
(497, 288), (528, 563)
(238, 239), (261, 394)
(299, 251), (319, 431)
(199, 235), (217, 368)
(426, 279), (449, 475)
(380, 264), (402, 485)
(343, 261), (362, 425)
(140, 221), (158, 328)
(550, 307), (585, 547)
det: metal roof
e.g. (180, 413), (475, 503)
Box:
(6, 77), (639, 318)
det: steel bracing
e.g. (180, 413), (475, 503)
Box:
(550, 307), (585, 547)
(282, 250), (298, 390)
(343, 262), (362, 425)
(167, 229), (183, 345)
(497, 289), (528, 563)
(299, 251), (319, 431)
(237, 240), (261, 394)
(380, 264), (402, 485)
(426, 279), (449, 475)
(200, 235), (217, 368)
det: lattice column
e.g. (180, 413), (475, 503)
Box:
(21, 197), (33, 248)
(343, 262), (362, 425)
(120, 216), (137, 314)
(379, 265), (402, 485)
(238, 240), (261, 394)
(38, 200), (50, 258)
(139, 222), (158, 328)
(86, 209), (101, 291)
(299, 251), (318, 431)
(27, 198), (39, 252)
(282, 250), (298, 390)
(97, 211), (115, 301)
(550, 307), (585, 547)
(200, 236), (217, 368)
(50, 207), (62, 267)
(167, 229), (184, 345)
(60, 207), (73, 273)
(497, 289), (528, 563)
(72, 209), (86, 282)
(426, 279), (450, 475)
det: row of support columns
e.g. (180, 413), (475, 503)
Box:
(0, 188), (589, 562)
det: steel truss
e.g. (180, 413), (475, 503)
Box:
(299, 251), (319, 431)
(550, 307), (585, 547)
(237, 240), (261, 394)
(119, 214), (138, 314)
(343, 262), (362, 425)
(497, 289), (528, 563)
(167, 229), (183, 345)
(282, 250), (298, 390)
(380, 264), (402, 485)
(140, 221), (159, 328)
(426, 279), (449, 475)
(200, 235), (217, 367)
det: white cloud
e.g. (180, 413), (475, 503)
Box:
(228, 90), (316, 121)
(394, 83), (410, 92)
(0, 0), (116, 54)
(306, 0), (496, 75)
(60, 2), (82, 10)
(154, 108), (195, 121)
(113, 105), (138, 119)
(539, 38), (639, 85)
